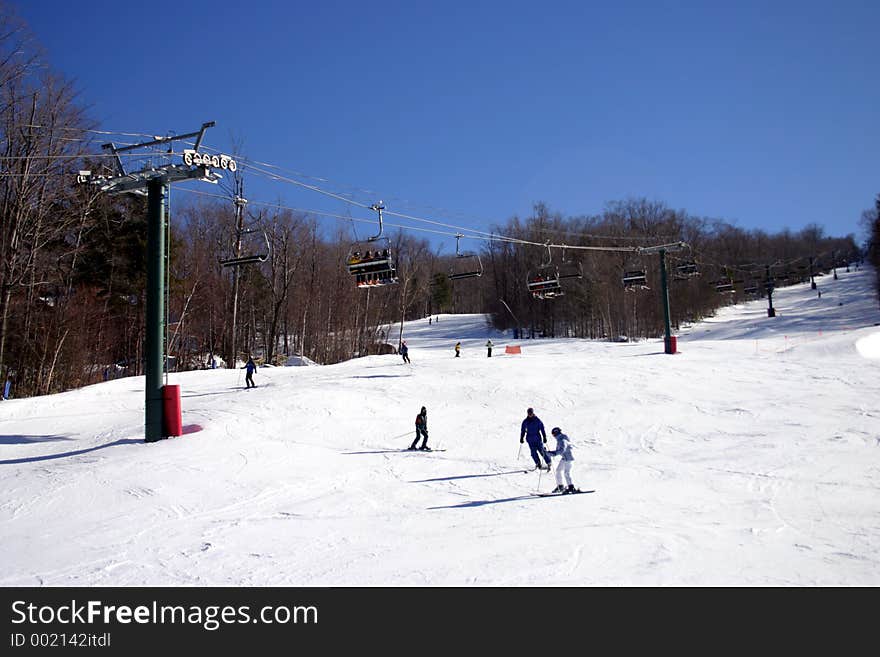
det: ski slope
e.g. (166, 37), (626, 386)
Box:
(1, 268), (879, 586)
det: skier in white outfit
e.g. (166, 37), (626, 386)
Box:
(546, 427), (578, 493)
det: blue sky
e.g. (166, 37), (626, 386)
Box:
(15, 0), (879, 253)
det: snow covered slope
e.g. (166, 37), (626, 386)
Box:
(1, 268), (879, 586)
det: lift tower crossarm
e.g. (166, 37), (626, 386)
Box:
(101, 121), (216, 176)
(636, 241), (689, 255)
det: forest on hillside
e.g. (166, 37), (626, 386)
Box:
(0, 4), (874, 399)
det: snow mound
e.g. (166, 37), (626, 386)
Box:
(855, 331), (880, 359)
(285, 354), (319, 366)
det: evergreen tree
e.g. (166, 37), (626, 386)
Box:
(431, 272), (452, 312)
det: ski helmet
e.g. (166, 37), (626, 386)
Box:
(551, 427), (561, 435)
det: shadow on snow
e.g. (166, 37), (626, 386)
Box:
(428, 494), (540, 509)
(0, 438), (143, 465)
(411, 470), (531, 483)
(0, 434), (74, 445)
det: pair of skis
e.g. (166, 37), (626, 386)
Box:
(398, 448), (592, 497)
(523, 464), (593, 497)
(532, 489), (593, 497)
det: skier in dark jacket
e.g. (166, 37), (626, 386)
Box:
(520, 407), (550, 470)
(400, 341), (411, 364)
(409, 406), (429, 451)
(242, 357), (257, 388)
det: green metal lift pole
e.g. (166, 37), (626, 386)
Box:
(765, 264), (776, 317)
(145, 179), (167, 442)
(659, 249), (674, 354)
(637, 241), (686, 355)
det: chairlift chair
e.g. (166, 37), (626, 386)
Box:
(557, 246), (583, 281)
(347, 241), (399, 288)
(527, 243), (563, 299)
(739, 268), (761, 292)
(622, 269), (648, 290)
(219, 229), (270, 268)
(346, 201), (399, 288)
(713, 280), (734, 293)
(712, 276), (736, 293)
(674, 261), (699, 280)
(527, 275), (564, 299)
(713, 266), (744, 293)
(447, 234), (483, 281)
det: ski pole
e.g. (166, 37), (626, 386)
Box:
(517, 443), (523, 460)
(537, 463), (544, 491)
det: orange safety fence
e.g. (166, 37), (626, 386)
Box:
(505, 345), (522, 354)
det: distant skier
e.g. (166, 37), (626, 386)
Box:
(486, 340), (493, 357)
(400, 341), (411, 364)
(545, 427), (578, 493)
(454, 342), (461, 357)
(520, 407), (550, 470)
(409, 406), (430, 451)
(242, 356), (257, 388)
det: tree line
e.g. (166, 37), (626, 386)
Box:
(480, 200), (861, 341)
(861, 194), (880, 294)
(0, 4), (868, 399)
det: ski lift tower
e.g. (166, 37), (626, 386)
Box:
(636, 241), (689, 354)
(77, 121), (235, 442)
(765, 264), (777, 317)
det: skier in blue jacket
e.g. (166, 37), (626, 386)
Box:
(546, 427), (578, 493)
(520, 407), (550, 470)
(242, 357), (257, 388)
